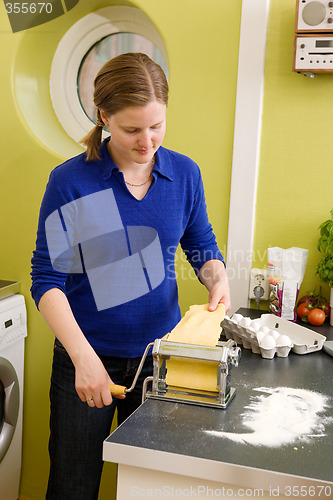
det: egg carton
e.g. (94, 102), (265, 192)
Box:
(221, 313), (326, 360)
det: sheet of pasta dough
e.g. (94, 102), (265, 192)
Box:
(165, 303), (225, 392)
(165, 303), (225, 345)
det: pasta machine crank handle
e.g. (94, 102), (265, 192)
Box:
(109, 342), (154, 396)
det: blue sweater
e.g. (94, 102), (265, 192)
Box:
(31, 139), (224, 357)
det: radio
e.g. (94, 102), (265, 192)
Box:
(294, 1), (333, 75)
(296, 0), (333, 32)
(293, 34), (333, 72)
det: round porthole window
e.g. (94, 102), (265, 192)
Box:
(50, 6), (168, 144)
(0, 358), (19, 463)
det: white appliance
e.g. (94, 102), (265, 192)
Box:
(295, 0), (333, 33)
(293, 34), (333, 73)
(0, 294), (27, 500)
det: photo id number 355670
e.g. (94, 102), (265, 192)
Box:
(5, 2), (53, 14)
(282, 485), (331, 497)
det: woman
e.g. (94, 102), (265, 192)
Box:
(31, 52), (230, 499)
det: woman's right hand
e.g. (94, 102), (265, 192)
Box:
(73, 344), (127, 408)
(73, 345), (114, 408)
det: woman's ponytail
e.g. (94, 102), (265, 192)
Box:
(81, 110), (104, 161)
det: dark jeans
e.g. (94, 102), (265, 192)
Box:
(46, 340), (153, 500)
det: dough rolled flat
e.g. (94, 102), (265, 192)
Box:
(166, 303), (225, 346)
(166, 358), (219, 392)
(165, 303), (225, 392)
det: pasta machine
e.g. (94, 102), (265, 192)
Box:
(110, 336), (241, 409)
(141, 338), (241, 409)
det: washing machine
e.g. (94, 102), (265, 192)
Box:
(0, 294), (27, 500)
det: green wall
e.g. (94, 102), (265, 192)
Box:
(0, 1), (241, 498)
(253, 0), (333, 303)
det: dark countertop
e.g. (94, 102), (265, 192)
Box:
(104, 309), (333, 489)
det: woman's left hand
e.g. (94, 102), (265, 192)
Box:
(199, 259), (231, 313)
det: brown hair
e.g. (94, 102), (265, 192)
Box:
(81, 52), (169, 161)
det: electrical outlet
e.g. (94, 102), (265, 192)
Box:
(249, 268), (269, 300)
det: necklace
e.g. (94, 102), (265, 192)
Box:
(125, 177), (151, 187)
(124, 158), (155, 187)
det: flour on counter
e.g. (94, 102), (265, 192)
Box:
(206, 387), (331, 447)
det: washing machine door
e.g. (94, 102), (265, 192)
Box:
(0, 357), (19, 463)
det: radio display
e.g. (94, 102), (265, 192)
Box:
(316, 40), (333, 48)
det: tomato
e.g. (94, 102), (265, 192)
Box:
(297, 294), (317, 307)
(308, 308), (326, 326)
(319, 302), (330, 318)
(297, 302), (310, 319)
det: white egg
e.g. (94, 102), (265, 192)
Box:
(260, 334), (276, 349)
(231, 313), (243, 324)
(256, 330), (265, 342)
(270, 329), (280, 340)
(250, 320), (261, 332)
(259, 326), (271, 336)
(240, 317), (252, 328)
(276, 334), (292, 347)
